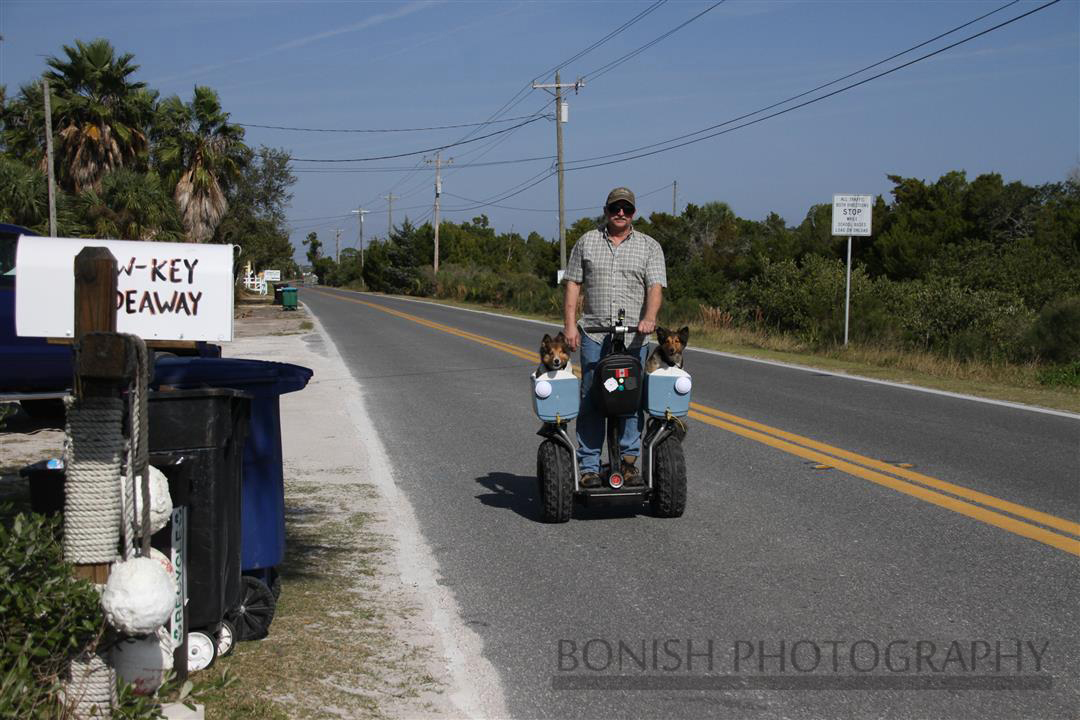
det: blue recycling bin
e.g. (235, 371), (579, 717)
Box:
(151, 357), (312, 577)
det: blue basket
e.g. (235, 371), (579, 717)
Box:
(531, 369), (579, 422)
(645, 367), (692, 418)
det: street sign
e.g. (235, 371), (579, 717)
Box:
(15, 236), (234, 341)
(263, 269), (281, 282)
(831, 194), (873, 237)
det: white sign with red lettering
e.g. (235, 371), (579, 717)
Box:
(15, 236), (234, 341)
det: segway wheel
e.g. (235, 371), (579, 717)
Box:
(537, 439), (573, 523)
(231, 576), (277, 641)
(187, 631), (217, 671)
(650, 435), (686, 518)
(216, 619), (237, 658)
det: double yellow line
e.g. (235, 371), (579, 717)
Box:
(308, 289), (1080, 557)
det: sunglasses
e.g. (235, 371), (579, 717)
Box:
(607, 202), (635, 216)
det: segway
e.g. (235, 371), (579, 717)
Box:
(532, 310), (690, 522)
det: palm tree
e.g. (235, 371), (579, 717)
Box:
(44, 39), (155, 192)
(77, 169), (183, 242)
(154, 87), (245, 243)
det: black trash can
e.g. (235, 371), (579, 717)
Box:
(21, 458), (65, 516)
(272, 282), (289, 306)
(148, 388), (250, 634)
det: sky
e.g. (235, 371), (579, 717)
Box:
(1, 0), (1077, 263)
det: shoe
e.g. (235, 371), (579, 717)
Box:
(579, 472), (601, 488)
(621, 456), (643, 486)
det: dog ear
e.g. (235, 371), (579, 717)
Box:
(655, 326), (668, 343)
(540, 334), (553, 347)
(553, 331), (566, 342)
(677, 326), (689, 346)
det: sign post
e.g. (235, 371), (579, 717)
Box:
(831, 194), (873, 346)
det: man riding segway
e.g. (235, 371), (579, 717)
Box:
(562, 187), (667, 488)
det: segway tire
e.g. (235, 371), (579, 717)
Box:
(650, 435), (686, 518)
(537, 439), (573, 523)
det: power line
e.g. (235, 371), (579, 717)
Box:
(442, 180), (674, 214)
(290, 114), (548, 163)
(564, 0), (1058, 172)
(348, 1), (672, 225)
(531, 0), (669, 83)
(235, 113), (545, 134)
(581, 1), (725, 83)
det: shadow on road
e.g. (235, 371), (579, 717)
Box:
(475, 471), (649, 522)
(475, 471), (539, 521)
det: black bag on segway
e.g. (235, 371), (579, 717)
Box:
(592, 354), (643, 417)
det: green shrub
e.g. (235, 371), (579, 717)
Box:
(1037, 361), (1080, 388)
(0, 512), (103, 718)
(1027, 296), (1080, 363)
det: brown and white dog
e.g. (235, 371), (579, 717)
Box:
(645, 326), (689, 373)
(535, 332), (572, 377)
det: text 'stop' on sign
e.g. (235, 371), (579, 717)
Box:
(831, 194), (873, 237)
(15, 236), (234, 342)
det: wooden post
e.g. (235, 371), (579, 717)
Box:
(70, 247), (119, 584)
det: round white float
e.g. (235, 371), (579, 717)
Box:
(101, 557), (175, 636)
(534, 380), (553, 399)
(674, 376), (692, 395)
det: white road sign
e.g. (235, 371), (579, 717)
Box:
(263, 269), (281, 282)
(832, 194), (873, 237)
(15, 236), (234, 341)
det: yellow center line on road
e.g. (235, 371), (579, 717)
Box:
(306, 288), (1080, 556)
(689, 403), (1080, 539)
(687, 410), (1079, 557)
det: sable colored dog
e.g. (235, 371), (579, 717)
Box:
(536, 332), (572, 376)
(645, 326), (689, 373)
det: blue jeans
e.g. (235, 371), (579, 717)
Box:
(577, 333), (649, 474)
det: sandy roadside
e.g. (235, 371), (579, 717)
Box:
(228, 303), (509, 719)
(0, 302), (508, 719)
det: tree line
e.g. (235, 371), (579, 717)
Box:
(310, 169), (1079, 371)
(0, 39), (297, 275)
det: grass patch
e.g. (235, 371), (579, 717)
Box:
(200, 481), (442, 720)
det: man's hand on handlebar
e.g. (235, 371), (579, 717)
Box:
(637, 318), (657, 335)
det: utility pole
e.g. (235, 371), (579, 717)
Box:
(383, 194), (398, 237)
(426, 152), (452, 274)
(334, 228), (341, 263)
(672, 180), (678, 216)
(532, 72), (584, 276)
(42, 78), (57, 237)
(351, 207), (369, 268)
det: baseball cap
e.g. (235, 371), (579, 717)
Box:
(605, 187), (636, 208)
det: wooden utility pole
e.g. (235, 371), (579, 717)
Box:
(672, 180), (678, 216)
(532, 73), (584, 275)
(334, 228), (341, 263)
(42, 78), (57, 237)
(426, 152), (452, 275)
(352, 207), (369, 268)
(383, 193), (398, 237)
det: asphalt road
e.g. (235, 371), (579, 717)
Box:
(300, 287), (1079, 720)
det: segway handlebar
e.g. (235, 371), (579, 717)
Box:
(582, 323), (636, 335)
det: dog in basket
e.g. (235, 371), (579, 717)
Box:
(645, 326), (689, 373)
(535, 332), (572, 377)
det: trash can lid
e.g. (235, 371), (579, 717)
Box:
(153, 357), (313, 396)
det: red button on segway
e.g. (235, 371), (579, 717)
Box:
(609, 473), (624, 489)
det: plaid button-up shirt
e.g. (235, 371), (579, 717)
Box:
(564, 225), (667, 347)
